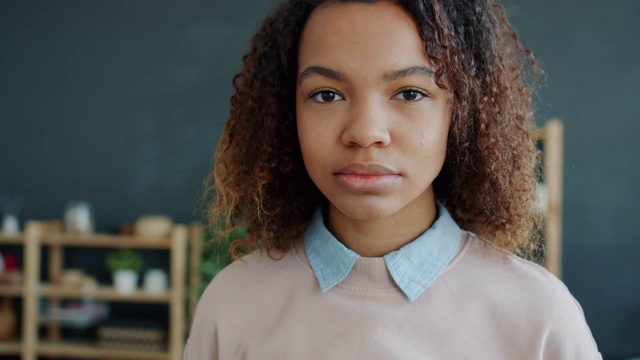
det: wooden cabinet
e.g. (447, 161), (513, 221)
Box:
(0, 220), (201, 360)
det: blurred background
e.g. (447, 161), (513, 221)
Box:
(0, 0), (638, 359)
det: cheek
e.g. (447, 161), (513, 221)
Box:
(297, 105), (339, 162)
(411, 117), (449, 148)
(297, 118), (324, 170)
(427, 111), (452, 155)
(403, 117), (450, 169)
(418, 130), (448, 153)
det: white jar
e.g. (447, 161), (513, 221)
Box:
(143, 269), (168, 295)
(1, 214), (19, 235)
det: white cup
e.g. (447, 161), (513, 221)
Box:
(143, 269), (168, 295)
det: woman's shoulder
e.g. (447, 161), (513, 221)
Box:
(218, 238), (309, 279)
(456, 231), (568, 292)
(448, 232), (600, 356)
(449, 232), (589, 326)
(198, 239), (312, 309)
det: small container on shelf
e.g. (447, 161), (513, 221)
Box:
(1, 214), (19, 235)
(134, 215), (174, 239)
(64, 201), (94, 234)
(38, 300), (110, 329)
(0, 252), (22, 285)
(0, 192), (24, 236)
(143, 269), (168, 295)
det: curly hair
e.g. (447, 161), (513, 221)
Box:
(202, 0), (542, 258)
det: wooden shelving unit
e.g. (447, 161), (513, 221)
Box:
(39, 284), (173, 303)
(0, 340), (22, 354)
(0, 220), (203, 360)
(1, 284), (24, 297)
(41, 233), (174, 249)
(37, 341), (170, 360)
(0, 234), (24, 245)
(536, 119), (564, 279)
(0, 232), (27, 359)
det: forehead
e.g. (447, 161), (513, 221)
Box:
(297, 1), (430, 74)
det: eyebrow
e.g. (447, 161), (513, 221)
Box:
(383, 66), (435, 81)
(298, 66), (347, 86)
(297, 65), (435, 86)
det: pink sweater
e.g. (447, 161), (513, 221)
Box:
(185, 232), (601, 359)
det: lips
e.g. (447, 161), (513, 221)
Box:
(334, 163), (401, 192)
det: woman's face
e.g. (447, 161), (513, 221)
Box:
(296, 1), (451, 223)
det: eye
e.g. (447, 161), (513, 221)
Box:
(310, 89), (344, 103)
(393, 89), (428, 101)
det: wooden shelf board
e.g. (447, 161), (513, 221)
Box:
(0, 233), (24, 244)
(38, 341), (170, 359)
(39, 284), (172, 303)
(41, 233), (172, 248)
(0, 340), (22, 354)
(0, 284), (24, 296)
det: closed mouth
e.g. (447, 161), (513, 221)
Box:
(334, 163), (398, 176)
(334, 163), (401, 192)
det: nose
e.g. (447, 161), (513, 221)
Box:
(341, 99), (391, 148)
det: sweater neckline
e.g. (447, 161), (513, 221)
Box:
(302, 202), (463, 301)
(337, 256), (398, 291)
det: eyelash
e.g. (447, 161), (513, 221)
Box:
(394, 87), (430, 101)
(307, 87), (430, 103)
(308, 88), (343, 103)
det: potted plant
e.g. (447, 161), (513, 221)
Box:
(105, 249), (143, 294)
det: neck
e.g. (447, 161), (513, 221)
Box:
(327, 191), (438, 257)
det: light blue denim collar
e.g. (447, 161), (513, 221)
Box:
(304, 202), (461, 302)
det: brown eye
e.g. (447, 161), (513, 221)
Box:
(393, 89), (426, 101)
(311, 90), (344, 103)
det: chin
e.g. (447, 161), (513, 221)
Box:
(331, 199), (401, 221)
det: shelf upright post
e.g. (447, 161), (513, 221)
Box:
(188, 223), (203, 330)
(169, 225), (187, 360)
(543, 119), (564, 279)
(47, 235), (64, 342)
(22, 221), (41, 360)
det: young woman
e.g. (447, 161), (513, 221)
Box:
(185, 0), (601, 358)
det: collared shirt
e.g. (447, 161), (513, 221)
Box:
(304, 202), (462, 302)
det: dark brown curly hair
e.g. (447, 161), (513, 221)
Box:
(202, 0), (542, 258)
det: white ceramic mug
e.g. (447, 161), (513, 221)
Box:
(143, 269), (168, 295)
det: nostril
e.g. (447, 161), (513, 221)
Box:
(341, 127), (391, 148)
(342, 104), (391, 148)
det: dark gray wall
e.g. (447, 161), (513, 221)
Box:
(0, 1), (276, 229)
(1, 1), (638, 358)
(503, 1), (640, 358)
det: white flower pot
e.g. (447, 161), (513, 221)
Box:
(113, 270), (138, 294)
